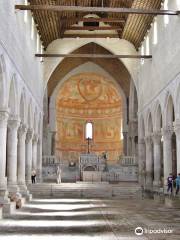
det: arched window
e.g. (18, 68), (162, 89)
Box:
(85, 122), (93, 139)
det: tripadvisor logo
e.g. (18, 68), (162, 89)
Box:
(135, 227), (144, 236)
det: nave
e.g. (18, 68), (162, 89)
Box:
(0, 195), (179, 240)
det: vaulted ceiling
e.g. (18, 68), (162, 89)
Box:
(30, 0), (163, 49)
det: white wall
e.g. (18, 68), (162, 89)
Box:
(0, 0), (44, 107)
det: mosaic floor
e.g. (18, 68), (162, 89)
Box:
(0, 197), (179, 240)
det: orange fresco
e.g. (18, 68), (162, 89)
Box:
(56, 73), (123, 162)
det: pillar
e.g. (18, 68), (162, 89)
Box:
(7, 118), (20, 192)
(123, 132), (128, 155)
(0, 110), (9, 202)
(25, 129), (33, 184)
(138, 138), (146, 186)
(145, 136), (153, 190)
(152, 132), (162, 188)
(37, 138), (42, 182)
(162, 127), (173, 186)
(174, 120), (180, 174)
(32, 134), (38, 171)
(17, 124), (27, 191)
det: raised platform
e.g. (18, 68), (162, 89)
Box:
(28, 182), (141, 199)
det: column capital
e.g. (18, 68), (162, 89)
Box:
(162, 126), (173, 140)
(152, 131), (162, 144)
(18, 124), (27, 138)
(8, 117), (20, 131)
(139, 138), (145, 144)
(145, 135), (152, 145)
(0, 109), (9, 127)
(33, 134), (39, 144)
(26, 128), (34, 143)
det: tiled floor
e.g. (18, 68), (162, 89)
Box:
(0, 197), (179, 240)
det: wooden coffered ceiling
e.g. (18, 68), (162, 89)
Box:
(28, 0), (163, 49)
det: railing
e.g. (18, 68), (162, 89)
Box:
(43, 155), (57, 165)
(120, 156), (138, 166)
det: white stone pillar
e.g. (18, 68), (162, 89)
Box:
(152, 132), (162, 188)
(174, 120), (180, 174)
(32, 134), (38, 171)
(7, 118), (20, 192)
(162, 127), (173, 186)
(25, 129), (33, 184)
(0, 110), (9, 202)
(138, 138), (146, 186)
(37, 138), (42, 182)
(145, 136), (153, 190)
(17, 124), (27, 190)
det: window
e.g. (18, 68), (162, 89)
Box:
(85, 122), (93, 139)
(24, 0), (28, 23)
(153, 20), (158, 45)
(31, 18), (34, 40)
(164, 0), (169, 25)
(146, 36), (150, 55)
(141, 45), (144, 65)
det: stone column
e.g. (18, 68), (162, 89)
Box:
(32, 134), (38, 171)
(152, 132), (162, 188)
(37, 138), (42, 182)
(145, 136), (153, 190)
(138, 138), (146, 186)
(123, 132), (128, 155)
(162, 127), (173, 186)
(0, 110), (9, 203)
(7, 118), (20, 192)
(17, 124), (27, 191)
(174, 120), (180, 174)
(25, 129), (33, 184)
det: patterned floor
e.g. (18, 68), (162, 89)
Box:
(0, 197), (179, 240)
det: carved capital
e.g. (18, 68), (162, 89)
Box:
(26, 128), (33, 143)
(0, 110), (9, 127)
(18, 124), (27, 138)
(145, 135), (152, 146)
(162, 126), (173, 140)
(33, 134), (39, 144)
(152, 131), (162, 145)
(8, 118), (20, 131)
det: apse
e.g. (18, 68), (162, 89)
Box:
(55, 72), (123, 162)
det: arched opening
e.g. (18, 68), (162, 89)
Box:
(0, 55), (6, 108)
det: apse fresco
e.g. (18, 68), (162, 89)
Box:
(56, 73), (123, 162)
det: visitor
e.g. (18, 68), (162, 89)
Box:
(31, 169), (36, 184)
(167, 173), (173, 194)
(57, 166), (61, 184)
(175, 173), (180, 195)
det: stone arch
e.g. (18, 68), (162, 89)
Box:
(146, 111), (153, 135)
(164, 93), (175, 127)
(0, 55), (7, 108)
(19, 89), (26, 124)
(27, 100), (33, 129)
(154, 102), (163, 132)
(8, 74), (18, 116)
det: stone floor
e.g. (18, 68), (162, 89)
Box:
(0, 197), (179, 240)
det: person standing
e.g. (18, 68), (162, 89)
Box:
(175, 173), (180, 195)
(167, 173), (173, 194)
(31, 169), (36, 184)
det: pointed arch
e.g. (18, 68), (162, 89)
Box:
(154, 102), (163, 131)
(164, 93), (175, 127)
(8, 74), (18, 116)
(27, 99), (33, 129)
(146, 111), (153, 135)
(0, 55), (7, 108)
(19, 88), (26, 124)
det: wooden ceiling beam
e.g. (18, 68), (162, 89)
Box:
(62, 34), (120, 38)
(61, 17), (126, 23)
(67, 26), (122, 31)
(35, 53), (152, 59)
(15, 5), (179, 15)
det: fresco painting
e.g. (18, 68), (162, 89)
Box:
(56, 73), (123, 162)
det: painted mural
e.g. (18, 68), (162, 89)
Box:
(56, 73), (123, 162)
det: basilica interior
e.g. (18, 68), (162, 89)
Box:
(0, 0), (180, 239)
